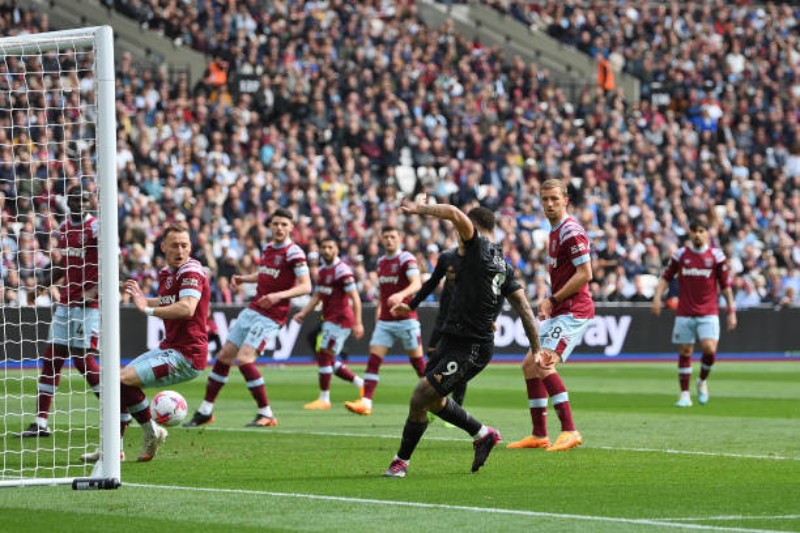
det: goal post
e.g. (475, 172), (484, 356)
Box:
(0, 26), (119, 488)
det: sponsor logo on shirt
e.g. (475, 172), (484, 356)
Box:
(62, 248), (86, 258)
(379, 275), (399, 284)
(159, 295), (177, 305)
(317, 286), (333, 295)
(259, 266), (281, 278)
(682, 267), (712, 278)
(181, 278), (199, 288)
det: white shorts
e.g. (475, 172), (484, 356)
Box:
(317, 321), (352, 356)
(227, 308), (282, 351)
(369, 319), (422, 351)
(672, 315), (720, 344)
(48, 305), (100, 350)
(539, 314), (593, 363)
(127, 348), (201, 388)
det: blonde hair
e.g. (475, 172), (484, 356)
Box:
(540, 178), (568, 197)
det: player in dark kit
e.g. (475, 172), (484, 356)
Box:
(395, 245), (467, 410)
(384, 201), (541, 478)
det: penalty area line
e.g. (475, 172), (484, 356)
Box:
(126, 482), (787, 533)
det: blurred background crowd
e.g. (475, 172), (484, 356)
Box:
(0, 0), (798, 311)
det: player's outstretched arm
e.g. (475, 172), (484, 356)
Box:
(506, 288), (540, 353)
(400, 199), (474, 243)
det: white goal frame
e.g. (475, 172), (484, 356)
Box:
(0, 26), (120, 488)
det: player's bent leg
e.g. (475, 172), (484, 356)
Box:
(346, 346), (386, 415)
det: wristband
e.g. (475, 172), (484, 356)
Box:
(548, 296), (559, 306)
(144, 307), (155, 316)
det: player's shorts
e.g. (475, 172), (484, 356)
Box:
(48, 305), (99, 350)
(369, 319), (422, 351)
(539, 314), (593, 363)
(317, 321), (352, 356)
(127, 348), (201, 388)
(672, 315), (720, 344)
(425, 334), (493, 397)
(226, 308), (282, 351)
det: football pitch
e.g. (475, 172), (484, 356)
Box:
(0, 361), (798, 533)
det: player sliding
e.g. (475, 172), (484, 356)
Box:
(83, 224), (211, 462)
(507, 179), (594, 453)
(383, 200), (540, 477)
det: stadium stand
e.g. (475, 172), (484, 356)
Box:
(0, 0), (798, 310)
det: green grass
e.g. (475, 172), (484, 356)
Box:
(1, 362), (799, 533)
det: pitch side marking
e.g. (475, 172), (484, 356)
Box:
(198, 427), (799, 461)
(125, 482), (788, 533)
(652, 515), (800, 522)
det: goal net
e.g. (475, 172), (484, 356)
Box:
(0, 26), (120, 488)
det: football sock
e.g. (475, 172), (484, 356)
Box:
(451, 383), (467, 407)
(319, 390), (331, 403)
(352, 375), (364, 389)
(700, 351), (715, 380)
(317, 350), (334, 391)
(472, 425), (490, 440)
(409, 356), (426, 377)
(434, 397), (481, 435)
(678, 355), (692, 391)
(397, 419), (428, 461)
(121, 384), (150, 424)
(333, 360), (358, 383)
(543, 373), (576, 432)
(72, 352), (101, 396)
(525, 377), (549, 438)
(120, 412), (132, 437)
(257, 406), (274, 418)
(363, 353), (382, 400)
(198, 401), (214, 416)
(205, 360), (231, 403)
(36, 345), (66, 419)
(239, 362), (269, 408)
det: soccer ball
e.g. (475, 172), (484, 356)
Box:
(150, 390), (188, 427)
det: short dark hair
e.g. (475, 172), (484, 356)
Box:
(467, 206), (496, 233)
(689, 216), (708, 231)
(320, 236), (339, 247)
(270, 207), (294, 223)
(381, 225), (399, 234)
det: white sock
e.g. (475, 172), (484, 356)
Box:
(35, 416), (49, 429)
(353, 376), (364, 388)
(141, 419), (157, 437)
(361, 397), (373, 409)
(319, 390), (331, 403)
(198, 401), (214, 415)
(257, 406), (274, 418)
(472, 425), (489, 441)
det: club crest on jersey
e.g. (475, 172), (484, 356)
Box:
(274, 256), (284, 266)
(704, 258), (713, 267)
(165, 276), (174, 290)
(391, 264), (398, 273)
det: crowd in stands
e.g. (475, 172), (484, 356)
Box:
(0, 0), (798, 312)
